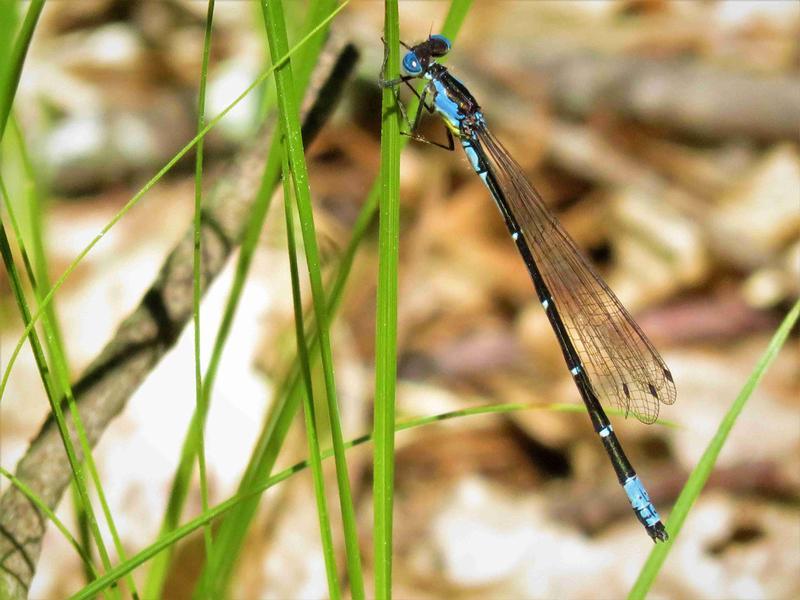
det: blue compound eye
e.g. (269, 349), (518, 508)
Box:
(402, 51), (423, 75)
(429, 34), (451, 57)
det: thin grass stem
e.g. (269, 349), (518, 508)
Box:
(628, 299), (800, 599)
(373, 2), (401, 597)
(147, 2), (344, 596)
(0, 0), (44, 140)
(281, 145), (342, 599)
(192, 0), (216, 560)
(261, 0), (365, 596)
(71, 400), (661, 599)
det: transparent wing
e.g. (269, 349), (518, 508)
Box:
(476, 125), (676, 423)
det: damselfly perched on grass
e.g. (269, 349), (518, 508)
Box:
(382, 34), (677, 542)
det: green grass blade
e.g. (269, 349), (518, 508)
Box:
(146, 3), (344, 596)
(10, 116), (69, 390)
(628, 299), (800, 600)
(373, 2), (400, 598)
(440, 0), (474, 35)
(191, 1), (471, 593)
(0, 175), (37, 300)
(373, 4), (473, 596)
(1, 2), (345, 593)
(0, 184), (118, 600)
(192, 0), (216, 561)
(0, 0), (43, 140)
(8, 114), (101, 588)
(0, 0), (348, 402)
(195, 1), (475, 591)
(261, 1), (365, 597)
(282, 147), (342, 599)
(0, 1), (19, 68)
(71, 401), (625, 599)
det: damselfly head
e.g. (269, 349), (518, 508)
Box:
(428, 34), (451, 57)
(401, 34), (452, 77)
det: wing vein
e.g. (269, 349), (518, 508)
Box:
(475, 125), (676, 423)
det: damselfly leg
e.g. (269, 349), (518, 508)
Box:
(380, 38), (455, 151)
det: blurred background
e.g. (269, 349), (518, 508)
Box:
(1, 1), (798, 598)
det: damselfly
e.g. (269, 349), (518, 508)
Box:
(382, 35), (676, 542)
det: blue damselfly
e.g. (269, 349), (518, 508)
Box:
(383, 35), (676, 542)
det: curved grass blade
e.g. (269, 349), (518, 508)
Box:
(0, 0), (44, 140)
(183, 6), (349, 597)
(9, 111), (105, 589)
(282, 146), (342, 599)
(144, 3), (347, 597)
(0, 0), (350, 402)
(71, 401), (655, 599)
(190, 1), (473, 594)
(0, 178), (121, 600)
(191, 0), (216, 561)
(628, 299), (800, 599)
(261, 1), (364, 597)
